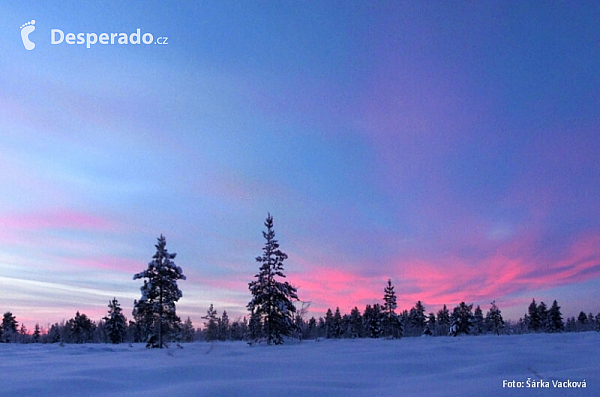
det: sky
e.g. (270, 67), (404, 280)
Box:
(1, 1), (599, 330)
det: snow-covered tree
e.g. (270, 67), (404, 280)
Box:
(247, 214), (299, 345)
(66, 312), (95, 343)
(202, 304), (219, 342)
(180, 317), (195, 342)
(449, 302), (473, 336)
(407, 301), (426, 336)
(348, 307), (363, 338)
(1, 312), (18, 343)
(133, 235), (186, 348)
(436, 305), (450, 336)
(332, 307), (343, 338)
(547, 300), (564, 333)
(485, 301), (504, 335)
(103, 298), (127, 344)
(218, 310), (230, 341)
(363, 304), (383, 338)
(423, 312), (436, 336)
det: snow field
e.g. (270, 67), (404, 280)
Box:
(1, 332), (598, 397)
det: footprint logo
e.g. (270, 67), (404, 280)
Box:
(20, 20), (36, 50)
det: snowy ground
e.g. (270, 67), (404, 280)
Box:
(1, 332), (598, 397)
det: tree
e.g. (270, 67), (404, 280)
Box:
(436, 305), (450, 336)
(2, 312), (18, 343)
(218, 310), (230, 341)
(526, 299), (541, 332)
(332, 308), (343, 338)
(473, 305), (484, 335)
(363, 304), (383, 338)
(103, 298), (127, 344)
(202, 304), (219, 342)
(247, 214), (299, 345)
(485, 301), (504, 335)
(181, 317), (195, 342)
(547, 300), (564, 333)
(66, 312), (95, 343)
(133, 235), (186, 348)
(449, 302), (473, 336)
(33, 324), (41, 343)
(382, 279), (402, 338)
(348, 307), (363, 338)
(408, 301), (426, 336)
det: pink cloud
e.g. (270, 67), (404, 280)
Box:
(286, 232), (600, 319)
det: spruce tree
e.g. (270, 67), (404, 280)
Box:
(103, 298), (127, 344)
(1, 312), (18, 343)
(324, 308), (334, 338)
(133, 235), (186, 348)
(247, 214), (299, 345)
(33, 324), (41, 343)
(408, 301), (426, 336)
(382, 279), (402, 338)
(449, 302), (473, 336)
(66, 312), (95, 343)
(218, 311), (230, 341)
(485, 301), (504, 335)
(348, 307), (363, 338)
(332, 308), (343, 338)
(363, 304), (383, 338)
(181, 317), (195, 342)
(526, 299), (541, 332)
(436, 305), (450, 336)
(547, 300), (564, 333)
(473, 305), (484, 335)
(202, 304), (219, 342)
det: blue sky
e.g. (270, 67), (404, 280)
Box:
(1, 1), (600, 329)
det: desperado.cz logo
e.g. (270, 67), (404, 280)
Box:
(20, 20), (168, 50)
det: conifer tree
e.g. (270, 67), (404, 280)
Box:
(547, 300), (564, 333)
(348, 307), (363, 338)
(408, 301), (426, 336)
(332, 307), (343, 338)
(526, 299), (541, 332)
(66, 312), (95, 343)
(218, 310), (230, 341)
(1, 312), (18, 343)
(449, 302), (473, 336)
(382, 279), (402, 338)
(247, 214), (299, 345)
(33, 323), (41, 343)
(202, 304), (219, 342)
(485, 301), (504, 335)
(363, 304), (383, 338)
(473, 305), (484, 335)
(133, 235), (186, 348)
(181, 317), (195, 342)
(103, 298), (127, 344)
(436, 305), (450, 336)
(324, 308), (334, 338)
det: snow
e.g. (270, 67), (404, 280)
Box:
(1, 332), (598, 396)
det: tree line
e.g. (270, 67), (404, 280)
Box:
(1, 214), (599, 345)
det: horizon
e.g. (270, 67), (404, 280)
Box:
(2, 2), (600, 331)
